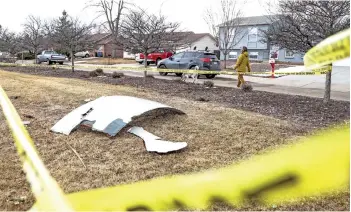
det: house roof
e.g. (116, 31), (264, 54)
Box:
(169, 31), (215, 44)
(88, 33), (111, 43)
(185, 33), (215, 43)
(219, 15), (277, 27)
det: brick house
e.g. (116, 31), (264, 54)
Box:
(88, 34), (123, 58)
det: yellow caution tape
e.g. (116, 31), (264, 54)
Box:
(58, 124), (348, 211)
(304, 28), (350, 69)
(0, 86), (73, 211)
(0, 62), (332, 76)
(0, 28), (350, 211)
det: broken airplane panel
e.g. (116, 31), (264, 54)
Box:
(128, 127), (188, 153)
(51, 96), (185, 136)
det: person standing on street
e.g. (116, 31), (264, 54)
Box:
(233, 46), (251, 88)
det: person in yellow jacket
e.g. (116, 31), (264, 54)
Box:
(233, 46), (251, 88)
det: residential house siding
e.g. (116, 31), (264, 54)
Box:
(219, 15), (304, 63)
(175, 33), (219, 53)
(191, 35), (218, 51)
(277, 49), (304, 63)
(220, 24), (271, 61)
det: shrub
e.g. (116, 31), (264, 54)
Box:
(203, 80), (214, 88)
(89, 71), (98, 77)
(17, 52), (35, 60)
(95, 68), (103, 74)
(242, 83), (253, 92)
(112, 72), (124, 78)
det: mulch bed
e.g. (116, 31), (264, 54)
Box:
(1, 66), (349, 130)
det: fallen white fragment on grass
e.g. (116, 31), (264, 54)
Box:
(128, 126), (187, 153)
(23, 121), (30, 125)
(51, 96), (185, 136)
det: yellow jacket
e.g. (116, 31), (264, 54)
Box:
(234, 52), (251, 73)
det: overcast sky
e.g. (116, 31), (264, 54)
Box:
(0, 0), (273, 33)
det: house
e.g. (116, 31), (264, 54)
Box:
(40, 34), (124, 58)
(88, 33), (123, 58)
(175, 32), (219, 53)
(219, 15), (304, 62)
(122, 32), (220, 59)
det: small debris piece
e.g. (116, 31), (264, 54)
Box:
(23, 121), (30, 125)
(196, 97), (209, 102)
(128, 126), (188, 153)
(24, 114), (34, 119)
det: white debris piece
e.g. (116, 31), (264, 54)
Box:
(51, 96), (184, 136)
(128, 127), (187, 153)
(23, 121), (30, 125)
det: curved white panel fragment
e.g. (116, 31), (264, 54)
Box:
(51, 96), (184, 136)
(128, 127), (188, 153)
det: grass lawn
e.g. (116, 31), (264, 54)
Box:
(0, 70), (348, 211)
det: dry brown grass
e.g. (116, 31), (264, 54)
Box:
(0, 70), (348, 211)
(77, 58), (136, 65)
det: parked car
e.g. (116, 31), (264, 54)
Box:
(37, 50), (66, 65)
(157, 50), (221, 79)
(123, 51), (136, 59)
(0, 52), (11, 57)
(74, 51), (91, 58)
(136, 50), (173, 65)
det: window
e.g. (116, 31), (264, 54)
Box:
(183, 52), (195, 58)
(203, 53), (218, 59)
(173, 52), (184, 59)
(228, 52), (237, 60)
(248, 27), (258, 42)
(285, 50), (294, 58)
(247, 27), (258, 48)
(249, 52), (259, 60)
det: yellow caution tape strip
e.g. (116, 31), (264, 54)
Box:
(60, 124), (349, 211)
(304, 28), (350, 69)
(0, 86), (73, 211)
(0, 62), (332, 76)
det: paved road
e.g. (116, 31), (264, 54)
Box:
(13, 59), (350, 101)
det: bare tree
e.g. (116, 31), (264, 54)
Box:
(204, 0), (247, 69)
(0, 25), (22, 55)
(167, 32), (197, 53)
(22, 15), (44, 64)
(262, 0), (350, 103)
(87, 0), (129, 58)
(45, 10), (95, 72)
(121, 7), (182, 77)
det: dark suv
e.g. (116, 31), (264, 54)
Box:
(156, 51), (221, 79)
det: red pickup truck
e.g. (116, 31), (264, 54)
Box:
(135, 50), (173, 65)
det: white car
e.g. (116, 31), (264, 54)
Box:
(74, 51), (90, 58)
